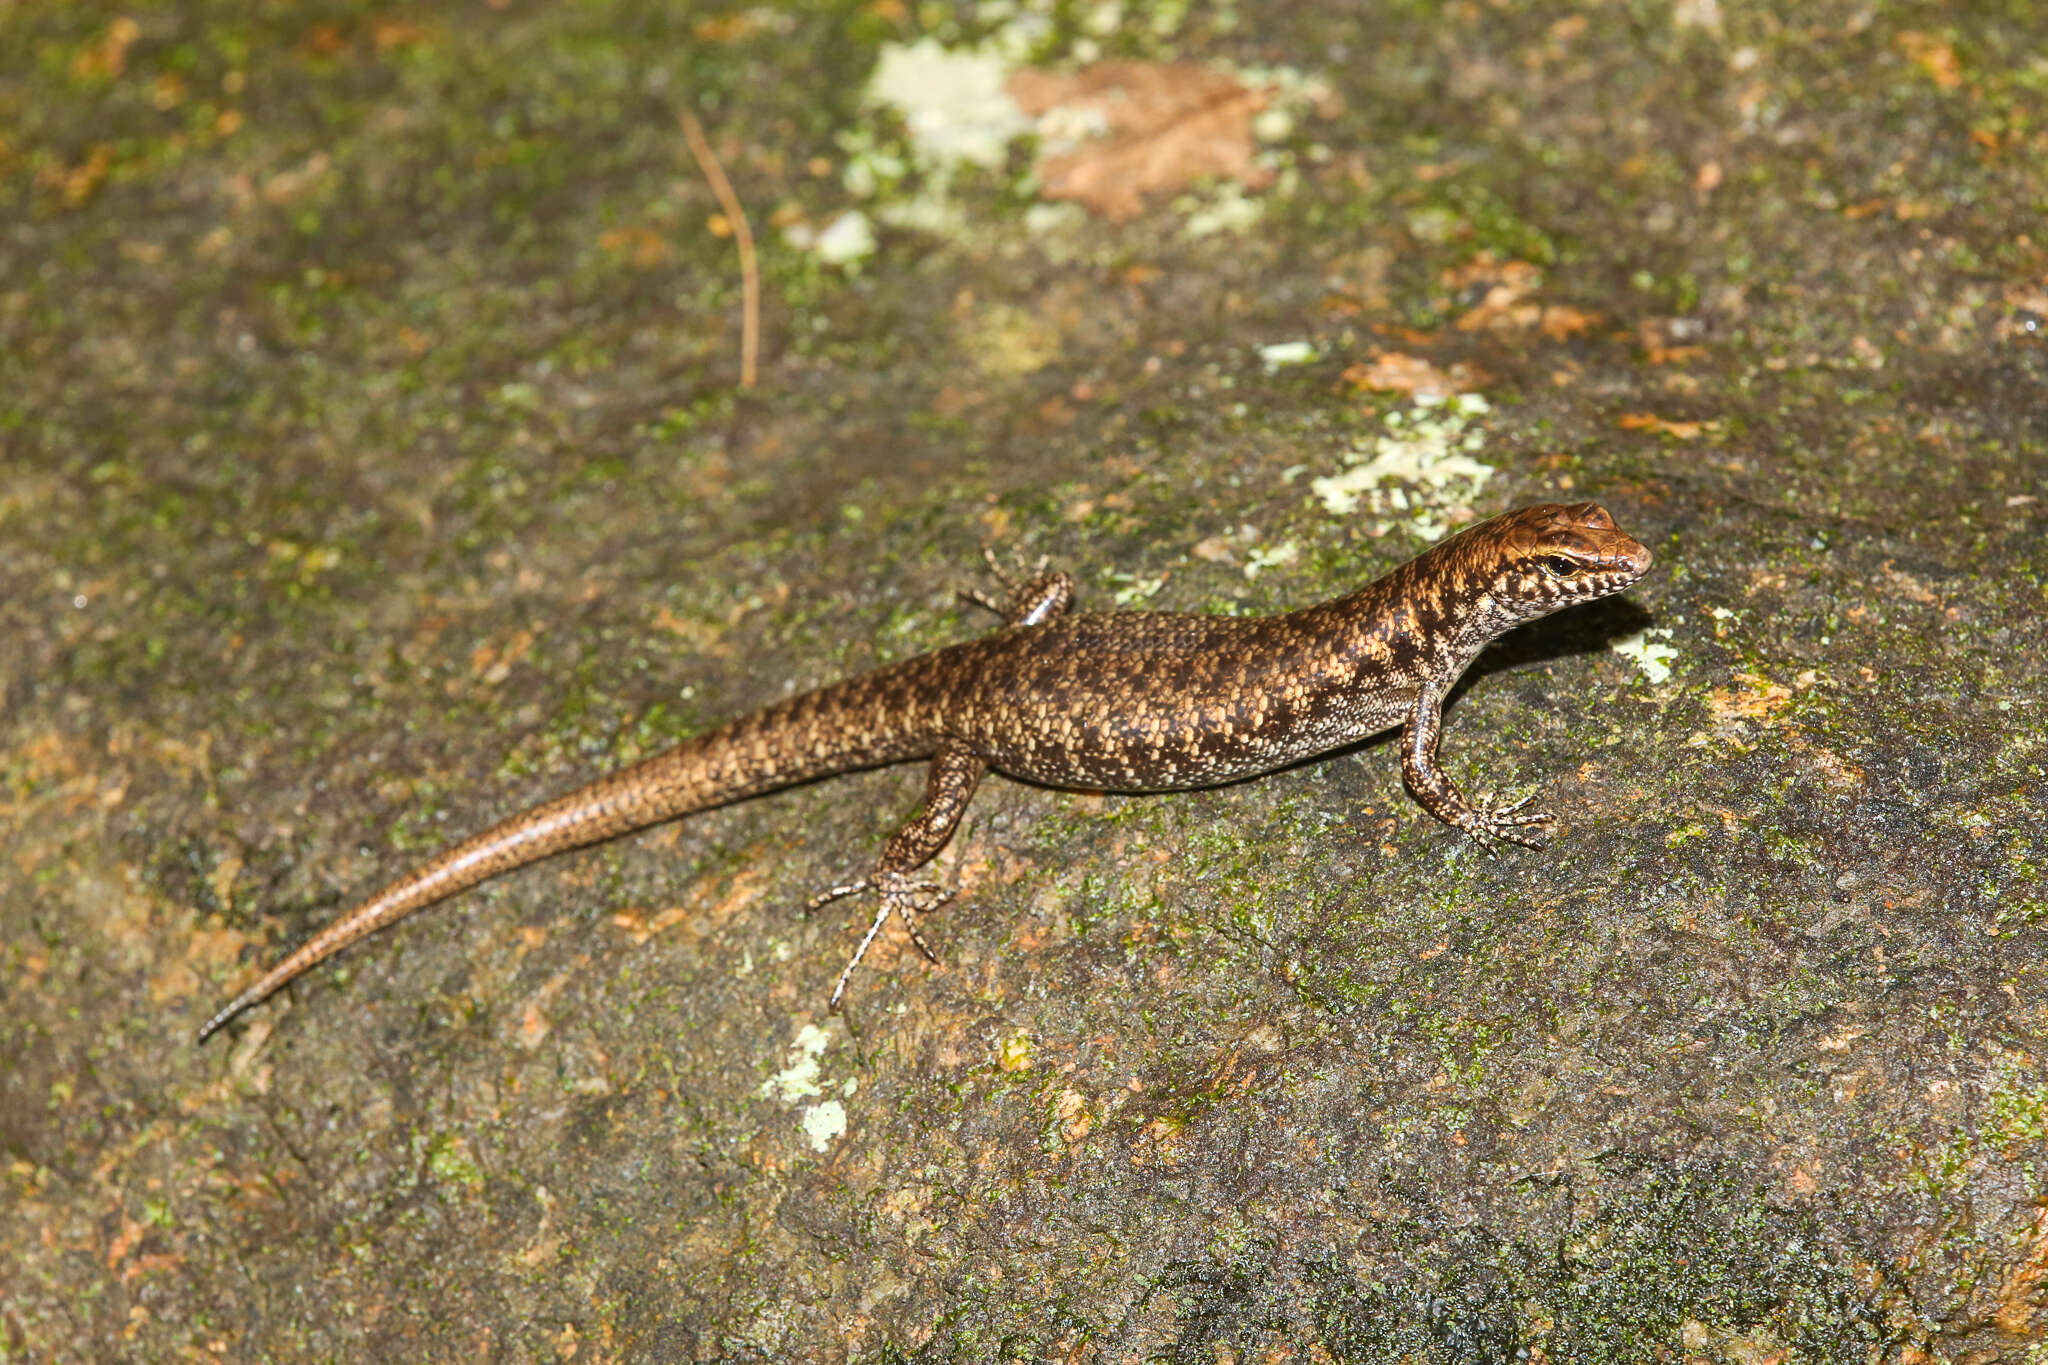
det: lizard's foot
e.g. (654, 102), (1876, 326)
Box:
(815, 872), (957, 1011)
(978, 543), (1050, 590)
(1462, 792), (1553, 854)
(961, 546), (1070, 628)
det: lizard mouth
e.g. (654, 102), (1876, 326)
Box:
(1579, 537), (1653, 598)
(1600, 535), (1654, 581)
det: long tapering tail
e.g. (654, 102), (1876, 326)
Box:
(196, 669), (939, 1042)
(196, 770), (662, 1042)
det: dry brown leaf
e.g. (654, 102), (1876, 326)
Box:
(1132, 1115), (1186, 1167)
(692, 13), (761, 42)
(39, 144), (116, 208)
(1637, 318), (1707, 364)
(260, 153), (333, 206)
(651, 606), (731, 656)
(1339, 352), (1477, 399)
(609, 905), (690, 945)
(106, 1215), (145, 1271)
(371, 18), (432, 50)
(1538, 305), (1600, 340)
(72, 17), (140, 80)
(1007, 61), (1270, 221)
(1897, 31), (1963, 90)
(299, 23), (350, 58)
(1444, 256), (1599, 336)
(598, 225), (671, 268)
(1618, 411), (1717, 439)
(470, 627), (537, 684)
(1443, 254), (1542, 296)
(1708, 674), (1792, 724)
(1057, 1089), (1092, 1145)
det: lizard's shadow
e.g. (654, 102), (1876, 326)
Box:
(1449, 593), (1656, 705)
(1188, 593), (1658, 788)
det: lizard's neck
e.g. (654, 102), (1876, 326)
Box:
(1287, 549), (1507, 693)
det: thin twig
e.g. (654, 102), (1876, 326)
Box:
(679, 108), (758, 389)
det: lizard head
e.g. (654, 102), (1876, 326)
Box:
(1467, 502), (1654, 622)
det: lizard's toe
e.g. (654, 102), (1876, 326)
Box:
(880, 876), (954, 964)
(1465, 794), (1552, 851)
(805, 878), (873, 916)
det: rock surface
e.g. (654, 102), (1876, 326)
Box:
(2, 2), (2044, 1360)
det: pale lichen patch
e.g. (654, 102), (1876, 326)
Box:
(1611, 627), (1679, 684)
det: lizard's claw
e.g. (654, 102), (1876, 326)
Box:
(1463, 792), (1552, 854)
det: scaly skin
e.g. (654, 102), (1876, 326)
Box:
(197, 502), (1653, 1041)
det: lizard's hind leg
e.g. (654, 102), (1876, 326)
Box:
(813, 555), (1072, 1009)
(811, 741), (985, 1010)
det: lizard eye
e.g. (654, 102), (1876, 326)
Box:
(1537, 555), (1581, 577)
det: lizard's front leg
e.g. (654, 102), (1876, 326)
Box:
(960, 547), (1074, 629)
(1399, 678), (1552, 852)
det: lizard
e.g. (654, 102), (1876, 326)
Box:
(196, 501), (1653, 1042)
